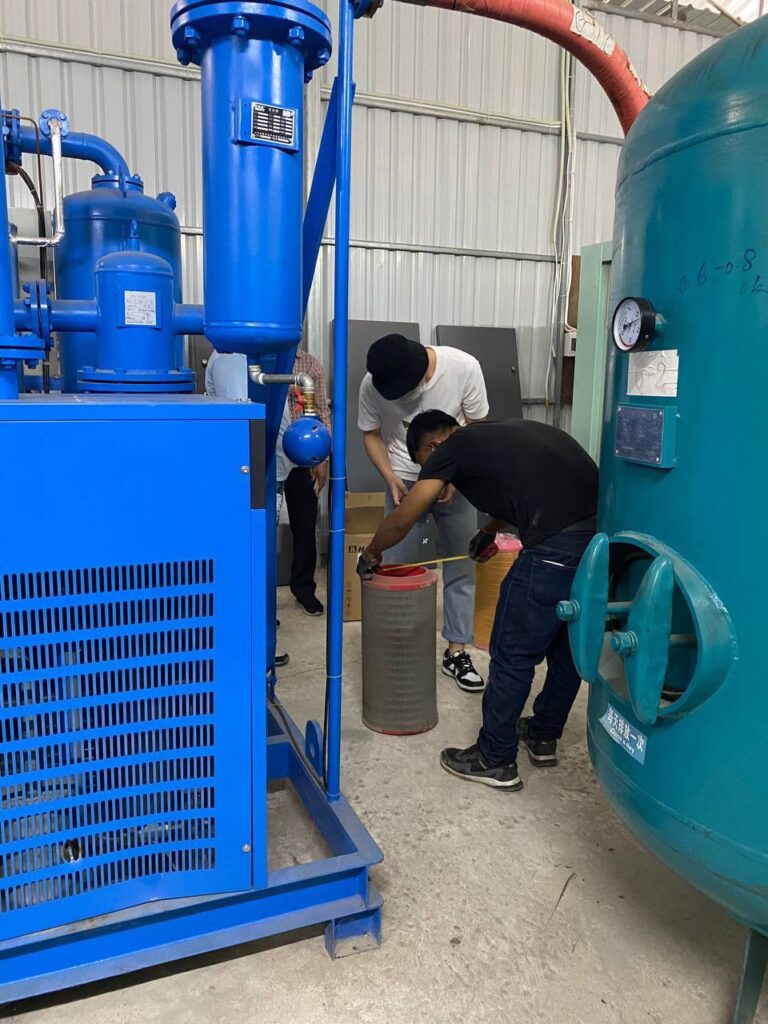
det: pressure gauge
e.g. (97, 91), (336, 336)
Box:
(612, 297), (659, 352)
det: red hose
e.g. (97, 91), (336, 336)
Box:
(412, 0), (649, 134)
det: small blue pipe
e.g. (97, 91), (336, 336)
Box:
(14, 298), (100, 335)
(15, 299), (203, 338)
(173, 303), (204, 335)
(325, 0), (356, 800)
(17, 125), (131, 177)
(50, 300), (99, 333)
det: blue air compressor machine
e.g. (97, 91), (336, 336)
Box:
(0, 0), (385, 1001)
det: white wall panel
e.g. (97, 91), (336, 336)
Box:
(575, 11), (716, 138)
(309, 244), (555, 395)
(0, 1), (178, 61)
(341, 105), (560, 254)
(0, 53), (202, 227)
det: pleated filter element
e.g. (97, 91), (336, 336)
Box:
(361, 566), (438, 735)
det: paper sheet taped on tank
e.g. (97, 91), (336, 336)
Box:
(627, 349), (679, 398)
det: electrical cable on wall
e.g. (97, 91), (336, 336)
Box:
(546, 47), (575, 419)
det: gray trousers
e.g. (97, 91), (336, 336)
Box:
(384, 481), (476, 645)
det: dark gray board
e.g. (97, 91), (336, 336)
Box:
(435, 325), (523, 422)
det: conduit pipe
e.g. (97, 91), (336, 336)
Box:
(396, 0), (649, 133)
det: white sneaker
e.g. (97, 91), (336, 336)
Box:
(441, 649), (485, 692)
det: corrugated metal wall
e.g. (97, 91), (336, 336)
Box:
(0, 0), (717, 414)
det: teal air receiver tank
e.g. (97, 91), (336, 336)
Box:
(560, 15), (768, 1007)
(54, 177), (182, 392)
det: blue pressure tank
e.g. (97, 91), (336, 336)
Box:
(54, 175), (182, 391)
(562, 16), (768, 939)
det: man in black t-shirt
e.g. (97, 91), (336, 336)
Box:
(358, 410), (598, 791)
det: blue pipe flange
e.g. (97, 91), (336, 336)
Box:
(38, 108), (70, 138)
(33, 279), (52, 346)
(171, 0), (332, 74)
(20, 280), (53, 347)
(1, 108), (23, 166)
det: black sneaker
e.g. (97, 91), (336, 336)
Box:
(439, 744), (522, 790)
(275, 651), (290, 668)
(442, 649), (485, 692)
(517, 716), (558, 766)
(296, 594), (324, 616)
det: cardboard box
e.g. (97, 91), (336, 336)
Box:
(344, 492), (385, 621)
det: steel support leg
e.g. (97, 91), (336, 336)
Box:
(733, 929), (768, 1024)
(324, 884), (382, 959)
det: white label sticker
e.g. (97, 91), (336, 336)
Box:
(570, 8), (616, 55)
(124, 290), (157, 326)
(600, 705), (647, 764)
(627, 349), (679, 398)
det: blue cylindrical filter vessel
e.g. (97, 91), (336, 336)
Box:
(54, 176), (182, 391)
(170, 0), (331, 356)
(562, 16), (768, 937)
(79, 246), (193, 393)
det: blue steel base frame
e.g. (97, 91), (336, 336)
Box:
(0, 703), (382, 1004)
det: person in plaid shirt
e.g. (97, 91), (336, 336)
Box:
(285, 350), (331, 616)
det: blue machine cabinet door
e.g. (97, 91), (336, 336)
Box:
(0, 399), (262, 942)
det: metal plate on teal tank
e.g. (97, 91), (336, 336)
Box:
(593, 16), (768, 932)
(614, 405), (677, 467)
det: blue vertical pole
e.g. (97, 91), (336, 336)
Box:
(0, 104), (19, 399)
(325, 0), (355, 800)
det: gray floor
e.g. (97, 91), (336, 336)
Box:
(6, 575), (764, 1024)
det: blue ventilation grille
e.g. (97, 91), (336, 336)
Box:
(0, 559), (219, 932)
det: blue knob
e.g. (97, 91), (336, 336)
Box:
(282, 415), (331, 467)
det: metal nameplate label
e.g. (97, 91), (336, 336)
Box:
(251, 103), (295, 147)
(600, 704), (647, 764)
(615, 405), (664, 465)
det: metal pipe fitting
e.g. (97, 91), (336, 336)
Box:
(12, 117), (66, 249)
(248, 365), (317, 415)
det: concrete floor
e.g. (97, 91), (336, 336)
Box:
(5, 575), (764, 1024)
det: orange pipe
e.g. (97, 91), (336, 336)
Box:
(400, 0), (649, 134)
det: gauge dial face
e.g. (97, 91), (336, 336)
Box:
(613, 298), (644, 351)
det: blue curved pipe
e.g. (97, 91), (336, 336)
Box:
(17, 125), (131, 177)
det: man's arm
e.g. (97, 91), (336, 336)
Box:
(365, 479), (446, 561)
(362, 429), (408, 506)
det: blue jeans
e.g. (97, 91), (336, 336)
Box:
(384, 481), (476, 645)
(478, 531), (593, 766)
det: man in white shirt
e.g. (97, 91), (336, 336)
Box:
(358, 334), (489, 692)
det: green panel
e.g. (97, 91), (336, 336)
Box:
(571, 241), (612, 460)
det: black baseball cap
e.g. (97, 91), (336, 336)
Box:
(366, 334), (428, 400)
